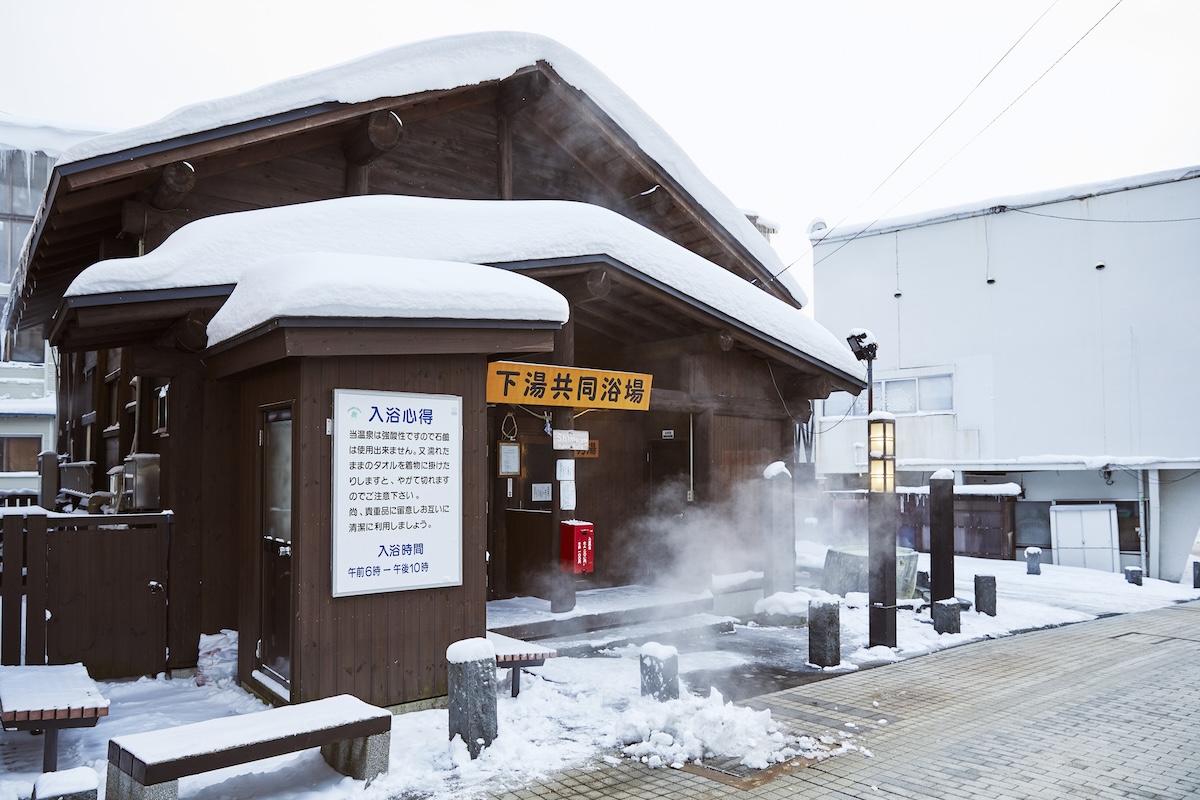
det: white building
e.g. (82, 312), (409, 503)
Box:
(0, 113), (101, 492)
(811, 166), (1200, 582)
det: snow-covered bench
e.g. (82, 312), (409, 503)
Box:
(486, 631), (556, 697)
(105, 694), (390, 800)
(0, 663), (109, 773)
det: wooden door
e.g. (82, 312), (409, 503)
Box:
(45, 519), (169, 679)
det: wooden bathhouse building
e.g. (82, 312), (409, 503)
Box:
(4, 33), (865, 708)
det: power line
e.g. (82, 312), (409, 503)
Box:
(811, 0), (1125, 271)
(801, 0), (1061, 268)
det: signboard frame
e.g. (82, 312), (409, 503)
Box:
(330, 388), (463, 597)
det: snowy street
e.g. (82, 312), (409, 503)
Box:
(2, 549), (1198, 800)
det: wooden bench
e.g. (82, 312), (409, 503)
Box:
(105, 694), (390, 800)
(0, 663), (109, 772)
(486, 631), (557, 697)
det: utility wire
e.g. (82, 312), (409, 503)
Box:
(802, 0), (1061, 267)
(811, 0), (1125, 271)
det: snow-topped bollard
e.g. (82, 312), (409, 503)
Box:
(974, 575), (997, 616)
(639, 642), (679, 701)
(1124, 566), (1143, 586)
(32, 767), (98, 800)
(1025, 547), (1042, 575)
(808, 598), (841, 667)
(932, 598), (961, 634)
(447, 637), (498, 759)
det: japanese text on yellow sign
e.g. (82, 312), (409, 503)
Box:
(486, 361), (653, 411)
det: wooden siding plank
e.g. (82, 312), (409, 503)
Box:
(1, 515), (25, 664)
(24, 515), (47, 665)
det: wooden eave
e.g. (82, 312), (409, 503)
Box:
(491, 254), (862, 393)
(202, 318), (559, 380)
(48, 285), (235, 353)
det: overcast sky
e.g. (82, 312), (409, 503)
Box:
(4, 0), (1198, 296)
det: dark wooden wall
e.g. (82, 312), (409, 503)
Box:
(249, 353), (489, 707)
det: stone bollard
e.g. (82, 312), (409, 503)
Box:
(1194, 562), (1200, 590)
(974, 575), (997, 616)
(1025, 547), (1042, 575)
(932, 598), (961, 634)
(447, 638), (498, 759)
(32, 767), (98, 800)
(808, 599), (841, 668)
(639, 642), (679, 701)
(1124, 566), (1143, 586)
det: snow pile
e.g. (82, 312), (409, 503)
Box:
(209, 253), (568, 343)
(195, 629), (238, 686)
(446, 637), (495, 664)
(617, 688), (851, 770)
(762, 460), (791, 480)
(756, 586), (840, 618)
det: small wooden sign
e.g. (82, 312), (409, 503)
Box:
(486, 361), (652, 411)
(577, 440), (600, 459)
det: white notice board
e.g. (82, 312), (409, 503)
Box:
(331, 388), (463, 596)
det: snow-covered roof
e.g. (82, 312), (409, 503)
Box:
(209, 253), (569, 344)
(900, 455), (1200, 472)
(64, 195), (864, 379)
(0, 112), (105, 156)
(54, 31), (800, 306)
(812, 164), (1200, 244)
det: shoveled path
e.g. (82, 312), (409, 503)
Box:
(483, 600), (1200, 799)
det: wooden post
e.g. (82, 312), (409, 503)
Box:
(868, 491), (897, 648)
(549, 320), (576, 613)
(25, 513), (48, 664)
(929, 473), (955, 603)
(39, 451), (59, 510)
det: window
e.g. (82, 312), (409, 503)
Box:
(0, 436), (41, 472)
(822, 374), (954, 418)
(155, 383), (169, 434)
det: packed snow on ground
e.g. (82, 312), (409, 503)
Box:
(1, 551), (1197, 800)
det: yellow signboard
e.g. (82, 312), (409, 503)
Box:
(486, 361), (653, 411)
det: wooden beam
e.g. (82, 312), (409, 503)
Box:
(160, 309), (214, 354)
(342, 110), (404, 166)
(149, 161), (196, 210)
(59, 84), (502, 193)
(549, 269), (610, 305)
(204, 325), (555, 380)
(497, 71), (548, 116)
(618, 331), (736, 360)
(496, 106), (513, 200)
(649, 387), (792, 420)
(122, 200), (202, 239)
(130, 344), (203, 377)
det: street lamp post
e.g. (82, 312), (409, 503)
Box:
(847, 330), (898, 649)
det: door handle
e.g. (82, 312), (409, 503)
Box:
(278, 545), (291, 557)
(148, 580), (164, 594)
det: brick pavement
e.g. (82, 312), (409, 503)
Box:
(483, 600), (1200, 799)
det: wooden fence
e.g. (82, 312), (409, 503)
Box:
(1, 510), (171, 679)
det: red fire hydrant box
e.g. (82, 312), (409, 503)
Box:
(559, 520), (594, 574)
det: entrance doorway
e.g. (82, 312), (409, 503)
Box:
(259, 407), (293, 689)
